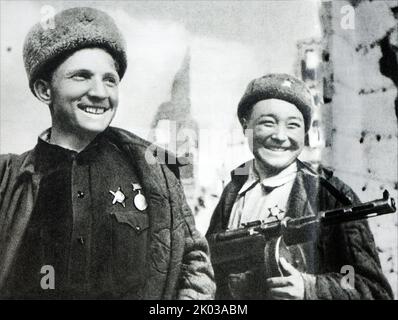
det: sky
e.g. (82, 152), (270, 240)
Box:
(0, 0), (321, 188)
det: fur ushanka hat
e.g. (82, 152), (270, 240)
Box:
(238, 74), (314, 132)
(23, 7), (127, 96)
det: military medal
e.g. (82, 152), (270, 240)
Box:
(109, 187), (126, 208)
(268, 205), (285, 220)
(131, 183), (148, 212)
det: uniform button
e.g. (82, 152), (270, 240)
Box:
(77, 191), (85, 198)
(135, 226), (141, 231)
(77, 237), (85, 245)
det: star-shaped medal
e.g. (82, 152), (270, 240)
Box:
(268, 205), (285, 220)
(109, 187), (126, 208)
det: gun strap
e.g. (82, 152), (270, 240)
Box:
(319, 178), (352, 206)
(298, 160), (353, 206)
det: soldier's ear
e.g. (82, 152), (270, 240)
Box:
(241, 118), (248, 133)
(33, 79), (52, 105)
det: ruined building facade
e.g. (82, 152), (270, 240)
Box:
(319, 0), (398, 297)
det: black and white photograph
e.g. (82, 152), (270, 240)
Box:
(0, 0), (397, 304)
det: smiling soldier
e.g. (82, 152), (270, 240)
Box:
(206, 74), (393, 300)
(0, 7), (215, 299)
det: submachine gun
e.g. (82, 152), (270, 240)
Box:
(208, 190), (396, 280)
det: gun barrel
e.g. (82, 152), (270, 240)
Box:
(321, 195), (396, 226)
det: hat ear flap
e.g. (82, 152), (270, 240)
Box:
(33, 79), (52, 105)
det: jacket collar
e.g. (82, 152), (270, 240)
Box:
(237, 161), (298, 195)
(285, 164), (320, 219)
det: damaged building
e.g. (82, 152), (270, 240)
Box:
(316, 0), (398, 296)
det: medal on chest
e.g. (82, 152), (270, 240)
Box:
(131, 183), (148, 212)
(267, 204), (285, 220)
(109, 187), (127, 208)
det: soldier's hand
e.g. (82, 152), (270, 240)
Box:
(265, 257), (305, 300)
